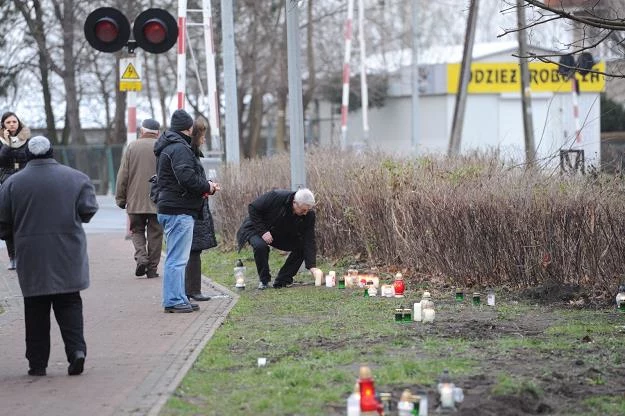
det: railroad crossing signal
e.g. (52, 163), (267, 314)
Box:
(557, 53), (595, 78)
(84, 8), (178, 54)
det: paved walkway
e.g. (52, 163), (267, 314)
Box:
(0, 196), (237, 415)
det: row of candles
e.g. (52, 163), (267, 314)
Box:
(347, 366), (463, 415)
(237, 260), (625, 312)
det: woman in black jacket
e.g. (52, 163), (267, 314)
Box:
(184, 117), (220, 301)
(0, 112), (31, 269)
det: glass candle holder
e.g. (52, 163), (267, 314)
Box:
(455, 288), (464, 302)
(394, 307), (403, 322)
(338, 275), (346, 289)
(402, 307), (412, 322)
(616, 284), (625, 312)
(487, 288), (495, 306)
(472, 292), (481, 306)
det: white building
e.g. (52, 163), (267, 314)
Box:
(316, 42), (605, 170)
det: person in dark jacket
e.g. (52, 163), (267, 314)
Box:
(154, 109), (215, 313)
(185, 117), (220, 301)
(237, 188), (320, 289)
(0, 111), (32, 270)
(0, 136), (99, 376)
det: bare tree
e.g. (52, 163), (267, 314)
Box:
(500, 0), (625, 77)
(11, 0), (58, 142)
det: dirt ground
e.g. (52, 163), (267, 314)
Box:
(333, 282), (625, 416)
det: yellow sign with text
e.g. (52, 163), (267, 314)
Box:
(447, 61), (605, 93)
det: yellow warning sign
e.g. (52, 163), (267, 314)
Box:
(121, 63), (140, 80)
(119, 58), (142, 92)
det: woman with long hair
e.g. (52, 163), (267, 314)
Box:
(0, 111), (32, 269)
(185, 117), (221, 301)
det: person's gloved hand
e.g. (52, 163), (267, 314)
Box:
(117, 202), (126, 209)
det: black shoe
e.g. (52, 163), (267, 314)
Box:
(187, 293), (211, 301)
(135, 263), (147, 276)
(28, 368), (46, 376)
(146, 270), (160, 279)
(8, 258), (16, 270)
(164, 304), (193, 313)
(68, 350), (85, 376)
(273, 279), (294, 289)
(188, 303), (200, 311)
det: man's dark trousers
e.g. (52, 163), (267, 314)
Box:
(24, 292), (86, 370)
(248, 235), (304, 286)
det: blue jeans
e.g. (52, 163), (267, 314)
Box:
(157, 214), (194, 308)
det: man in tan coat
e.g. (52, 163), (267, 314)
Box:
(115, 119), (163, 278)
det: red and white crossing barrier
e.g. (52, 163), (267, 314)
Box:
(571, 77), (581, 146)
(177, 0), (187, 110)
(340, 0), (355, 149)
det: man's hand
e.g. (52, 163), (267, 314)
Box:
(210, 181), (222, 192)
(117, 202), (126, 209)
(261, 231), (273, 244)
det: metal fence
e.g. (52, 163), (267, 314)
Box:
(54, 144), (223, 195)
(53, 144), (124, 195)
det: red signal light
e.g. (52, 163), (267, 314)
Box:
(143, 20), (167, 44)
(94, 18), (119, 43)
(84, 7), (130, 53)
(133, 9), (178, 54)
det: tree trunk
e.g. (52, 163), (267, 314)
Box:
(302, 0), (316, 112)
(12, 0), (57, 141)
(60, 0), (85, 145)
(247, 86), (264, 157)
(154, 54), (169, 129)
(274, 12), (288, 153)
(113, 55), (127, 145)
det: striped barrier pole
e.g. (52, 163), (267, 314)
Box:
(571, 76), (581, 146)
(177, 0), (188, 109)
(202, 0), (221, 151)
(340, 0), (355, 150)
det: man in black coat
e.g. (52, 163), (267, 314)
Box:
(237, 188), (320, 289)
(154, 109), (215, 313)
(0, 136), (98, 376)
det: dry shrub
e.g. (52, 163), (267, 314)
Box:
(212, 147), (625, 298)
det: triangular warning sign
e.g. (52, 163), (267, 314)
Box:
(121, 63), (140, 80)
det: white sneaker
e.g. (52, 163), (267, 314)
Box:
(258, 282), (268, 290)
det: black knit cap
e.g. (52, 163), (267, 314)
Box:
(170, 109), (193, 132)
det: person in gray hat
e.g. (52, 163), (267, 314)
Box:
(0, 136), (98, 376)
(115, 118), (164, 279)
(154, 109), (216, 313)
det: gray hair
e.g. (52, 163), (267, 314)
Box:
(294, 188), (315, 207)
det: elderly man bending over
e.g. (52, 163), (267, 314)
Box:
(237, 188), (321, 289)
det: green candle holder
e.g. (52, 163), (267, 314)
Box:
(402, 308), (412, 322)
(455, 289), (464, 302)
(338, 277), (345, 289)
(394, 307), (403, 322)
(472, 292), (481, 306)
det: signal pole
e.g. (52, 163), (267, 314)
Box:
(286, 0), (306, 189)
(221, 0), (240, 163)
